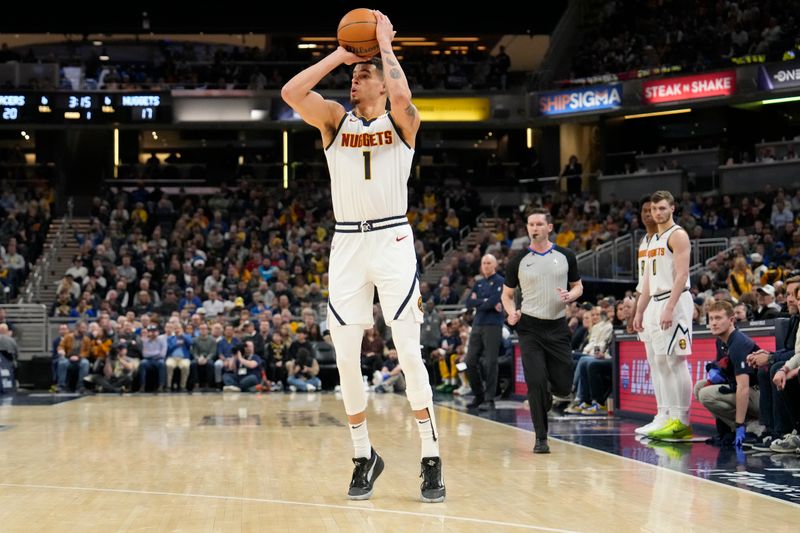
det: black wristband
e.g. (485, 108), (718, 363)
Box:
(736, 422), (745, 428)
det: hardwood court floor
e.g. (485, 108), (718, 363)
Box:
(0, 392), (797, 532)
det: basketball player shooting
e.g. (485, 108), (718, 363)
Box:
(281, 10), (445, 503)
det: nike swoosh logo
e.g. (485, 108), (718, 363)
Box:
(396, 236), (408, 242)
(525, 263), (534, 267)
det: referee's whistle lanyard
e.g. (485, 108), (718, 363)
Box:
(527, 244), (554, 256)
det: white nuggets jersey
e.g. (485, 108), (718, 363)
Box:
(644, 223), (692, 355)
(647, 224), (691, 295)
(324, 111), (414, 222)
(636, 233), (653, 294)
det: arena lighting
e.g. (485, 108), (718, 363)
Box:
(113, 128), (119, 178)
(761, 96), (800, 105)
(400, 42), (438, 46)
(623, 108), (692, 119)
(300, 37), (337, 41)
(526, 127), (533, 149)
(441, 37), (480, 42)
(282, 130), (288, 189)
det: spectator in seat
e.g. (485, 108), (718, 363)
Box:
(373, 348), (405, 393)
(58, 320), (90, 393)
(360, 326), (385, 379)
(286, 346), (321, 392)
(566, 306), (612, 414)
(265, 330), (289, 390)
(94, 343), (136, 393)
(746, 276), (800, 449)
(214, 324), (241, 388)
(222, 340), (264, 392)
(166, 323), (192, 391)
(138, 324), (167, 392)
(753, 285), (780, 320)
(190, 322), (216, 390)
(51, 324), (70, 392)
(727, 256), (753, 301)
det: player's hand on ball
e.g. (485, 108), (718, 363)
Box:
(373, 10), (396, 46)
(336, 47), (364, 65)
(507, 310), (521, 326)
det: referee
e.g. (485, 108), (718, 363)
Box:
(502, 208), (583, 454)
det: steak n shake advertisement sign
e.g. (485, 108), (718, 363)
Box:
(642, 71), (736, 104)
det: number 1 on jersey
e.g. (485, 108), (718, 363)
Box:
(362, 151), (372, 180)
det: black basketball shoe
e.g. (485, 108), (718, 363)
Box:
(419, 456), (446, 503)
(347, 448), (384, 500)
(533, 438), (550, 454)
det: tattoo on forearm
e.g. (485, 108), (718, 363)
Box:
(389, 68), (401, 79)
(404, 103), (416, 117)
(381, 48), (398, 67)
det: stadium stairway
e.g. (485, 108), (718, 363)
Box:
(34, 218), (91, 304)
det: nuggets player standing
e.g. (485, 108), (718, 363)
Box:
(281, 10), (445, 502)
(634, 190), (694, 441)
(632, 197), (669, 437)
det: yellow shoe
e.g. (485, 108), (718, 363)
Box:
(649, 419), (693, 441)
(645, 418), (676, 439)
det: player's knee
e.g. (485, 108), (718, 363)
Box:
(405, 383), (433, 411)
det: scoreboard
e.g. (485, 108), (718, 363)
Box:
(0, 93), (170, 123)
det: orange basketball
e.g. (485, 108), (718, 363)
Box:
(337, 8), (379, 58)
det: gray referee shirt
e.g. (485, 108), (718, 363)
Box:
(504, 244), (580, 320)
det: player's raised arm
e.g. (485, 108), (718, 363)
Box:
(374, 10), (420, 144)
(281, 48), (362, 141)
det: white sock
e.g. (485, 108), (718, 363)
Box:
(349, 420), (371, 459)
(653, 354), (674, 419)
(645, 342), (667, 421)
(417, 407), (440, 459)
(668, 355), (692, 425)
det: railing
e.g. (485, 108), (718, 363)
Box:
(576, 249), (595, 279)
(441, 237), (454, 256)
(18, 197), (73, 304)
(434, 304), (468, 320)
(612, 234), (634, 279)
(420, 211), (486, 279)
(0, 304), (49, 361)
(692, 238), (729, 268)
(578, 231), (729, 282)
(689, 244), (738, 279)
(421, 251), (436, 270)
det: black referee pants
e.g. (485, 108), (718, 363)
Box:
(465, 324), (502, 401)
(517, 315), (573, 439)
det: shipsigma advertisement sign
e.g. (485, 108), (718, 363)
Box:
(758, 62), (800, 90)
(538, 84), (622, 116)
(642, 71), (736, 104)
